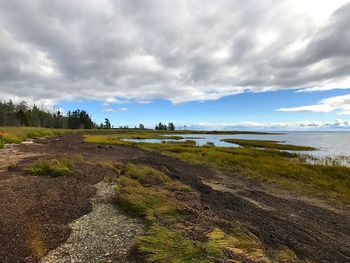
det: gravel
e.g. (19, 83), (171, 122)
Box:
(40, 180), (144, 263)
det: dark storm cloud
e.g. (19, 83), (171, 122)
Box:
(0, 0), (349, 106)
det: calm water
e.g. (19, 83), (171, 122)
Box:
(124, 132), (350, 157)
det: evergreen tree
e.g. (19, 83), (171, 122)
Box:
(104, 118), (111, 129)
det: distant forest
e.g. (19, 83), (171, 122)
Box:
(0, 100), (177, 130)
(0, 101), (95, 129)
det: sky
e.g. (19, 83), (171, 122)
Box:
(0, 0), (350, 130)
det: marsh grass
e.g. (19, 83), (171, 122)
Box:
(28, 159), (73, 177)
(85, 134), (350, 203)
(163, 146), (350, 202)
(272, 246), (300, 263)
(0, 127), (76, 148)
(0, 127), (127, 149)
(111, 163), (270, 262)
(222, 138), (316, 151)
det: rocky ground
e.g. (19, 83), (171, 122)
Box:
(0, 134), (349, 262)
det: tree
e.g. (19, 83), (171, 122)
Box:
(155, 122), (169, 130)
(67, 110), (94, 129)
(104, 118), (111, 129)
(168, 123), (175, 131)
(16, 109), (28, 126)
(0, 100), (94, 129)
(139, 124), (145, 130)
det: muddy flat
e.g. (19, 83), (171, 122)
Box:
(0, 134), (349, 262)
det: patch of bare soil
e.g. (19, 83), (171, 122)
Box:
(1, 134), (349, 262)
(0, 140), (42, 172)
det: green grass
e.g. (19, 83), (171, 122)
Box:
(161, 145), (350, 203)
(0, 127), (76, 148)
(222, 138), (316, 151)
(28, 159), (73, 177)
(0, 127), (140, 149)
(272, 247), (299, 263)
(111, 163), (269, 262)
(85, 134), (350, 203)
(124, 164), (172, 185)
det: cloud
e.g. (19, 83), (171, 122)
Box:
(0, 0), (349, 106)
(276, 94), (350, 114)
(101, 107), (128, 113)
(190, 119), (350, 131)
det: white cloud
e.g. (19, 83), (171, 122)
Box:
(0, 0), (349, 105)
(276, 94), (350, 114)
(101, 107), (128, 113)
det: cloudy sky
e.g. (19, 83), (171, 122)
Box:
(0, 0), (349, 130)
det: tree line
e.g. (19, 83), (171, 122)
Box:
(155, 122), (175, 130)
(0, 100), (95, 129)
(0, 100), (177, 131)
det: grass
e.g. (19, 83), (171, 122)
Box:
(272, 247), (300, 263)
(0, 127), (76, 148)
(85, 134), (350, 203)
(222, 138), (317, 151)
(0, 126), (141, 149)
(138, 225), (268, 263)
(28, 159), (73, 177)
(111, 163), (270, 262)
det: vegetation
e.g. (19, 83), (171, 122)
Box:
(100, 118), (112, 129)
(155, 122), (175, 131)
(85, 133), (350, 203)
(0, 100), (96, 129)
(111, 163), (269, 262)
(272, 247), (299, 263)
(28, 158), (73, 177)
(66, 110), (95, 129)
(84, 133), (184, 143)
(222, 138), (317, 151)
(0, 127), (77, 148)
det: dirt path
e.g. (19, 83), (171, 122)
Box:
(1, 134), (350, 262)
(41, 181), (143, 263)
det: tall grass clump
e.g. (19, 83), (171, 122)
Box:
(28, 159), (73, 177)
(111, 163), (269, 262)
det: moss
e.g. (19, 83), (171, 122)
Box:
(28, 159), (73, 177)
